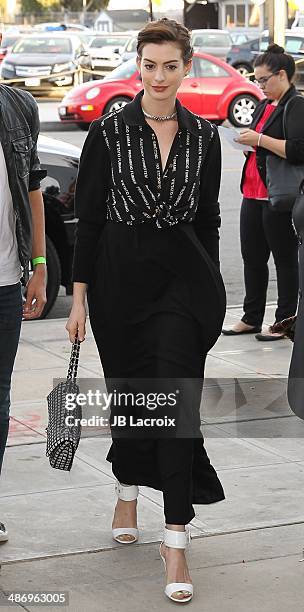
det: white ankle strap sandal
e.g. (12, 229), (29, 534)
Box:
(159, 526), (193, 603)
(112, 481), (139, 544)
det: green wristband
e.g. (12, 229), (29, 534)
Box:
(32, 256), (46, 266)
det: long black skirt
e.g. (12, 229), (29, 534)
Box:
(87, 220), (226, 524)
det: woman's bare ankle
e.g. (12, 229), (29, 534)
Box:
(165, 524), (185, 531)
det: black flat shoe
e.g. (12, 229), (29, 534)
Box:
(222, 326), (262, 336)
(255, 331), (286, 341)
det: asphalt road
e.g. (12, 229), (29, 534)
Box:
(40, 124), (277, 320)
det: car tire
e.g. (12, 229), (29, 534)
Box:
(104, 96), (131, 114)
(234, 63), (253, 78)
(228, 94), (258, 128)
(40, 236), (61, 319)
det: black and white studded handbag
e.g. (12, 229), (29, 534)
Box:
(46, 336), (81, 471)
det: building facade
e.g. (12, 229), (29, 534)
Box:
(217, 0), (265, 31)
(185, 0), (296, 34)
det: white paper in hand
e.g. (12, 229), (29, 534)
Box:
(218, 126), (254, 152)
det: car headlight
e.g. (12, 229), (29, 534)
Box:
(85, 87), (101, 100)
(53, 62), (74, 74)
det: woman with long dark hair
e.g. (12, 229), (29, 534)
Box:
(66, 18), (226, 603)
(222, 44), (304, 340)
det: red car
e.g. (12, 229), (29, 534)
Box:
(58, 52), (264, 130)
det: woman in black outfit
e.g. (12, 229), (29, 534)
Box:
(67, 18), (226, 603)
(222, 45), (304, 340)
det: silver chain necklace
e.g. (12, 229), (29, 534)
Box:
(142, 107), (177, 121)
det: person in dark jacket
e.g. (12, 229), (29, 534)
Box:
(0, 85), (47, 543)
(287, 182), (304, 419)
(66, 18), (226, 604)
(222, 44), (304, 340)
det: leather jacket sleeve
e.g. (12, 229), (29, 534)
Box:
(28, 95), (47, 191)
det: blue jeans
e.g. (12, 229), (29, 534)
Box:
(0, 283), (23, 474)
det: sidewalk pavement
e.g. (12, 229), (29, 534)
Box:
(1, 304), (304, 611)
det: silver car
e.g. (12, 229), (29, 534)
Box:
(87, 33), (133, 76)
(121, 29), (233, 64)
(192, 29), (233, 60)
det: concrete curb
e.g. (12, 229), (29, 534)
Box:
(40, 121), (80, 132)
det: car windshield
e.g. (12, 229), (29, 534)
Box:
(12, 37), (72, 54)
(285, 37), (304, 53)
(103, 57), (137, 80)
(231, 33), (248, 45)
(79, 33), (95, 45)
(193, 33), (231, 47)
(125, 37), (137, 53)
(260, 36), (304, 53)
(89, 36), (128, 48)
(1, 35), (19, 48)
(259, 38), (269, 51)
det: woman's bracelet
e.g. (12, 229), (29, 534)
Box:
(32, 256), (46, 266)
(257, 133), (263, 147)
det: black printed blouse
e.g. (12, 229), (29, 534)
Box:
(72, 89), (222, 284)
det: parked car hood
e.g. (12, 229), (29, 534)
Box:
(38, 134), (80, 159)
(5, 53), (73, 66)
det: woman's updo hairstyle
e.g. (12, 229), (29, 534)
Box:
(137, 18), (193, 65)
(254, 43), (296, 82)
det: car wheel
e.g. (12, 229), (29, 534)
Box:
(23, 236), (61, 320)
(235, 64), (253, 78)
(228, 94), (258, 127)
(104, 96), (131, 114)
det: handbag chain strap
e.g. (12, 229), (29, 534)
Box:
(67, 333), (80, 382)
